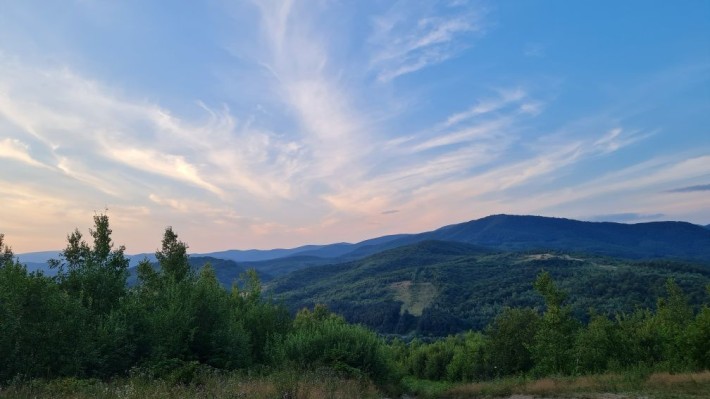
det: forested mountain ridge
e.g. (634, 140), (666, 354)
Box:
(185, 215), (710, 279)
(267, 240), (710, 336)
(125, 256), (261, 287)
(192, 234), (410, 263)
(18, 215), (710, 278)
(338, 215), (710, 263)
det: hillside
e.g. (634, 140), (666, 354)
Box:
(267, 240), (710, 336)
(240, 255), (332, 278)
(126, 256), (259, 287)
(192, 234), (410, 263)
(337, 215), (710, 263)
(18, 215), (710, 278)
(229, 215), (710, 278)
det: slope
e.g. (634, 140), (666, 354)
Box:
(338, 215), (710, 263)
(267, 240), (710, 336)
(126, 256), (259, 288)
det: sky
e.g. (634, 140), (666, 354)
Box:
(1, 0), (709, 254)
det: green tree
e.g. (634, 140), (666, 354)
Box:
(446, 331), (488, 381)
(232, 270), (291, 364)
(0, 234), (14, 264)
(687, 305), (710, 369)
(654, 279), (693, 370)
(0, 237), (89, 381)
(487, 307), (540, 376)
(51, 213), (129, 316)
(615, 308), (660, 368)
(133, 228), (196, 364)
(156, 227), (191, 282)
(190, 264), (251, 369)
(133, 228), (255, 374)
(531, 271), (579, 376)
(574, 312), (619, 373)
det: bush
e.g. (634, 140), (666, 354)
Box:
(273, 306), (397, 386)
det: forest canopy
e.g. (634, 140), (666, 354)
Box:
(1, 215), (709, 392)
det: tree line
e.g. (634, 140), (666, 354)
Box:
(0, 215), (394, 387)
(1, 215), (709, 389)
(393, 272), (710, 382)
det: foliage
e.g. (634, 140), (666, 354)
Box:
(3, 216), (710, 393)
(49, 213), (130, 317)
(530, 271), (580, 376)
(268, 240), (710, 335)
(0, 258), (89, 381)
(486, 307), (539, 376)
(271, 305), (396, 385)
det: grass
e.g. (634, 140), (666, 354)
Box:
(4, 371), (710, 398)
(400, 375), (454, 398)
(0, 369), (381, 399)
(440, 370), (710, 398)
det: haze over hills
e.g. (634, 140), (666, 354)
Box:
(238, 215), (710, 276)
(16, 215), (710, 277)
(193, 234), (409, 263)
(125, 256), (252, 287)
(11, 214), (710, 337)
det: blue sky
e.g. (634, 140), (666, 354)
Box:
(1, 0), (708, 253)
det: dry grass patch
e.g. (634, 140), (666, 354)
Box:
(647, 371), (710, 386)
(441, 371), (710, 398)
(391, 280), (437, 317)
(0, 372), (382, 399)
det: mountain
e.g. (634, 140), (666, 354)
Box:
(14, 251), (60, 263)
(23, 261), (57, 276)
(193, 246), (329, 262)
(193, 234), (409, 263)
(126, 256), (254, 287)
(16, 214), (710, 277)
(333, 215), (710, 263)
(193, 234), (412, 278)
(247, 215), (710, 277)
(241, 255), (333, 278)
(15, 252), (156, 275)
(267, 240), (710, 336)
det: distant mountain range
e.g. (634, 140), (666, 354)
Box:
(238, 215), (710, 277)
(192, 234), (410, 263)
(402, 215), (710, 261)
(13, 214), (710, 336)
(125, 256), (251, 287)
(16, 214), (710, 279)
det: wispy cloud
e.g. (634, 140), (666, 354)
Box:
(0, 138), (47, 168)
(245, 0), (373, 182)
(1, 1), (707, 253)
(106, 147), (223, 196)
(666, 184), (710, 193)
(369, 1), (483, 82)
(443, 89), (526, 128)
(521, 154), (710, 221)
(593, 127), (651, 154)
(412, 118), (512, 152)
